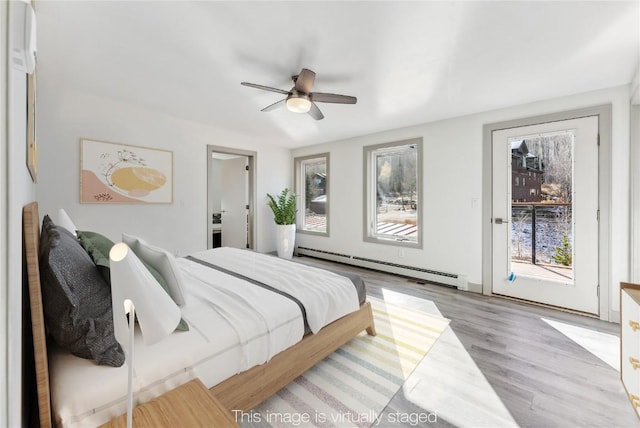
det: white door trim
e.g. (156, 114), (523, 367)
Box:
(482, 105), (612, 321)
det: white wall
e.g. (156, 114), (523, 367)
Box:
(293, 85), (630, 316)
(631, 65), (640, 282)
(3, 1), (39, 425)
(1, 3), (9, 424)
(632, 104), (640, 282)
(10, 69), (38, 428)
(36, 86), (291, 255)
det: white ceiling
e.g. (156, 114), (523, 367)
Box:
(35, 1), (639, 148)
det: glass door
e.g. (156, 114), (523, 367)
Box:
(492, 116), (599, 314)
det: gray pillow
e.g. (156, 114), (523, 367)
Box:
(39, 216), (125, 367)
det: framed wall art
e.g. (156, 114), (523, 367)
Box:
(80, 138), (173, 204)
(26, 69), (37, 182)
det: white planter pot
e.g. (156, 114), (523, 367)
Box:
(276, 224), (296, 260)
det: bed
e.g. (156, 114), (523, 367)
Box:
(23, 202), (376, 427)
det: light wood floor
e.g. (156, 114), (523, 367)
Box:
(294, 256), (639, 428)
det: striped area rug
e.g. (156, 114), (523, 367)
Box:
(245, 296), (450, 428)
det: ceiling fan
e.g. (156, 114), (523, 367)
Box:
(241, 68), (357, 120)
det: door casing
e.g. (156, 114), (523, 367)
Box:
(482, 105), (612, 321)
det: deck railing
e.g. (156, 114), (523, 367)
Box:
(511, 202), (572, 266)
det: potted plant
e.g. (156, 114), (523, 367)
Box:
(267, 188), (297, 259)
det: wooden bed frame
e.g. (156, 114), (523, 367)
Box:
(23, 201), (376, 427)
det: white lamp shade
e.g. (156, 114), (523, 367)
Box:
(57, 208), (78, 236)
(109, 243), (181, 350)
(286, 97), (311, 113)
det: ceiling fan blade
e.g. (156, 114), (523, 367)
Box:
(294, 68), (316, 94)
(310, 92), (357, 104)
(308, 102), (324, 120)
(241, 82), (289, 95)
(261, 99), (286, 112)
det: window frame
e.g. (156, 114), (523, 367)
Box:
(294, 153), (330, 236)
(363, 138), (423, 248)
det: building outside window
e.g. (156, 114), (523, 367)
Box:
(363, 138), (422, 247)
(295, 154), (329, 235)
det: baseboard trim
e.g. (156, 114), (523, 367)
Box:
(296, 246), (460, 288)
(467, 282), (482, 294)
(610, 310), (620, 324)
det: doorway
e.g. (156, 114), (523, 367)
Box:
(491, 117), (599, 314)
(483, 105), (611, 319)
(207, 145), (256, 250)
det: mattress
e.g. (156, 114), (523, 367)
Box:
(187, 247), (360, 334)
(312, 265), (367, 305)
(50, 248), (362, 427)
(51, 258), (304, 427)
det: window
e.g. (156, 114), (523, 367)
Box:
(364, 138), (422, 247)
(295, 154), (329, 235)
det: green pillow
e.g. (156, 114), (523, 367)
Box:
(77, 231), (112, 282)
(77, 230), (188, 331)
(77, 230), (115, 259)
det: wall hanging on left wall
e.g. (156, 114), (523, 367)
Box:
(26, 69), (37, 182)
(80, 138), (173, 204)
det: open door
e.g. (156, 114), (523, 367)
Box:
(221, 156), (249, 248)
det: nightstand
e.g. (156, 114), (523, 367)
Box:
(621, 282), (640, 420)
(101, 379), (239, 427)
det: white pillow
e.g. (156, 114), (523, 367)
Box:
(122, 232), (139, 250)
(121, 233), (186, 306)
(57, 208), (78, 236)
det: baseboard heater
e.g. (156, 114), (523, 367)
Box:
(296, 246), (465, 289)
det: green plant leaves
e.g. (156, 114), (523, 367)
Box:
(552, 234), (572, 266)
(267, 188), (297, 225)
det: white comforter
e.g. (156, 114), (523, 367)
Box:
(51, 248), (361, 427)
(52, 251), (305, 427)
(186, 247), (360, 334)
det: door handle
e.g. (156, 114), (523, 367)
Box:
(494, 218), (509, 224)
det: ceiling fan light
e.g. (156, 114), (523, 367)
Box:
(286, 97), (311, 113)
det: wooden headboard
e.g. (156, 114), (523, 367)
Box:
(23, 202), (52, 428)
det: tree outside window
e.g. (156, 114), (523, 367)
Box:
(295, 154), (329, 235)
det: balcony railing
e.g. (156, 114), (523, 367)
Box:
(511, 202), (572, 267)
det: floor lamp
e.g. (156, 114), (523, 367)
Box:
(110, 243), (181, 428)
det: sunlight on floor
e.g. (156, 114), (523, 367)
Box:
(541, 317), (619, 371)
(381, 289), (519, 427)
